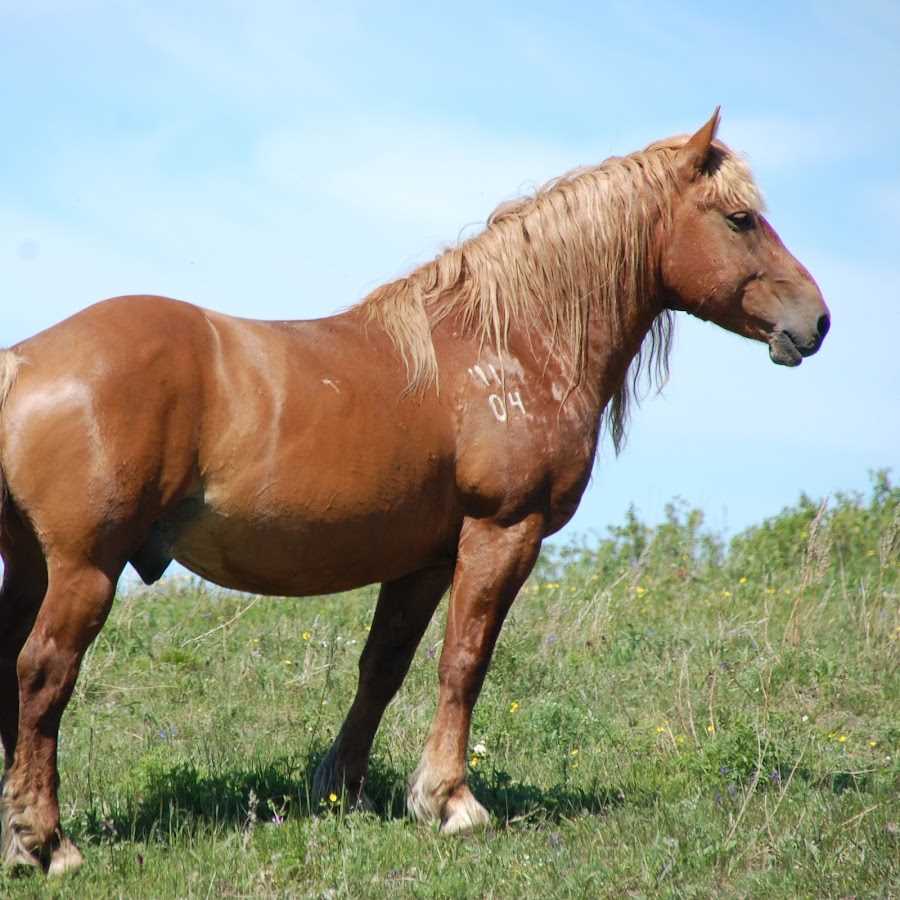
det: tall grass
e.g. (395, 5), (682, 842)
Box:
(3, 472), (897, 898)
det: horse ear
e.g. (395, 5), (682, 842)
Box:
(677, 107), (721, 180)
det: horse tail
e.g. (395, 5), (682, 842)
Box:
(0, 350), (23, 521)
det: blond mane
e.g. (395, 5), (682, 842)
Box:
(361, 135), (762, 451)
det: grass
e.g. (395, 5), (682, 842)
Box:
(2, 472), (898, 898)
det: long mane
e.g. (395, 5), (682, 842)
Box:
(360, 136), (762, 452)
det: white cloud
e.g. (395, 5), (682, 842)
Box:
(254, 118), (584, 236)
(721, 115), (862, 173)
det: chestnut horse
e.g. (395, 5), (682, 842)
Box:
(0, 111), (829, 874)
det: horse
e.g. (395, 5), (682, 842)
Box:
(0, 110), (829, 874)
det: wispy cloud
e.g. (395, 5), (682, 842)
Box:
(722, 115), (864, 173)
(255, 118), (584, 235)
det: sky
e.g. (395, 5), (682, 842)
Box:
(1, 0), (898, 553)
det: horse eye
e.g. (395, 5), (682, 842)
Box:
(726, 211), (755, 233)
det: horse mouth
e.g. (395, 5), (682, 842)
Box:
(768, 330), (820, 367)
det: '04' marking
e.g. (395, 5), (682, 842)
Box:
(468, 363), (528, 423)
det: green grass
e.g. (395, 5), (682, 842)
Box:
(3, 473), (898, 898)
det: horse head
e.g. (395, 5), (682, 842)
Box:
(658, 109), (830, 366)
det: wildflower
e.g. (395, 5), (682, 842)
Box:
(706, 723), (716, 735)
(470, 755), (479, 768)
(328, 792), (339, 804)
(302, 631), (311, 641)
(801, 715), (809, 723)
(869, 740), (878, 748)
(655, 725), (666, 734)
(635, 585), (647, 596)
(765, 587), (775, 595)
(676, 735), (686, 745)
(570, 747), (579, 757)
(473, 741), (487, 757)
(721, 590), (732, 599)
(510, 701), (520, 713)
(837, 735), (848, 743)
(739, 576), (748, 585)
(283, 659), (293, 665)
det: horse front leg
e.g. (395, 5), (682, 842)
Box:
(407, 515), (542, 833)
(1, 558), (117, 876)
(313, 565), (452, 809)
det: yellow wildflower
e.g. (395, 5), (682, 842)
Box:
(706, 723), (715, 735)
(302, 631), (311, 641)
(510, 701), (520, 713)
(837, 735), (848, 743)
(739, 576), (748, 585)
(328, 793), (338, 804)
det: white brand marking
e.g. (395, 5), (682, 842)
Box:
(488, 394), (507, 422)
(470, 359), (528, 423)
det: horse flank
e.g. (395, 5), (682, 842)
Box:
(361, 137), (763, 451)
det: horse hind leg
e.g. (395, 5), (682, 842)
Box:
(0, 523), (48, 774)
(0, 543), (47, 873)
(313, 565), (451, 810)
(2, 556), (118, 876)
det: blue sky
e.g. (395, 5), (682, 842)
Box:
(1, 1), (898, 546)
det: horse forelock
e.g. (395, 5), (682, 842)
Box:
(360, 135), (762, 449)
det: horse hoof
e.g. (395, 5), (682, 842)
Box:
(1, 824), (41, 873)
(406, 775), (442, 825)
(312, 754), (373, 813)
(439, 787), (490, 835)
(47, 837), (84, 877)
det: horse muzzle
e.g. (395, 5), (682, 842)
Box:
(768, 310), (830, 367)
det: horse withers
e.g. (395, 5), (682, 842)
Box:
(0, 110), (829, 874)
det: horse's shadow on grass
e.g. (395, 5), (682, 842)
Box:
(76, 746), (629, 845)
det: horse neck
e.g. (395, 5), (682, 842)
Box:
(500, 175), (669, 430)
(583, 287), (664, 412)
(503, 269), (665, 437)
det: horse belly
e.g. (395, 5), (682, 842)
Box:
(169, 475), (458, 596)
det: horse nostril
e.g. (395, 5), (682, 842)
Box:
(817, 314), (831, 338)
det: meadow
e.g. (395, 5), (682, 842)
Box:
(2, 473), (897, 898)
